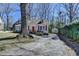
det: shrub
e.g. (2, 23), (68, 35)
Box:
(59, 22), (79, 41)
(48, 23), (54, 33)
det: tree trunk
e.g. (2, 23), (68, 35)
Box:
(69, 3), (73, 22)
(7, 15), (9, 31)
(20, 3), (28, 37)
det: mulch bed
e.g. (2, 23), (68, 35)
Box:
(58, 34), (79, 56)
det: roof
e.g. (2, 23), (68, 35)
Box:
(27, 19), (48, 25)
(14, 19), (48, 26)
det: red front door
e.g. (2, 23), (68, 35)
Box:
(32, 26), (35, 32)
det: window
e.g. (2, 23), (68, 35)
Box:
(45, 25), (47, 30)
(40, 26), (42, 31)
(43, 26), (45, 30)
(38, 26), (40, 31)
(38, 26), (43, 32)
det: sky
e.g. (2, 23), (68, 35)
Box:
(0, 3), (21, 24)
(8, 4), (21, 23)
(0, 3), (62, 24)
(0, 3), (64, 24)
(0, 3), (78, 25)
(0, 3), (69, 25)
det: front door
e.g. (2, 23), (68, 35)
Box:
(32, 26), (35, 33)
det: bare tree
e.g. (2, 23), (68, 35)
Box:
(34, 3), (51, 21)
(0, 4), (14, 30)
(0, 3), (20, 31)
(28, 3), (33, 20)
(63, 3), (79, 22)
(3, 4), (11, 30)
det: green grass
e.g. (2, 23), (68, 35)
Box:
(0, 32), (35, 45)
(0, 32), (36, 52)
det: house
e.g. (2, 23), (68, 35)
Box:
(27, 19), (48, 34)
(0, 17), (4, 31)
(12, 20), (21, 32)
(13, 19), (48, 34)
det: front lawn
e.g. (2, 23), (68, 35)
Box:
(0, 31), (18, 40)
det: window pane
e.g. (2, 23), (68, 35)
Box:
(38, 26), (39, 31)
(45, 25), (47, 30)
(40, 26), (42, 30)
